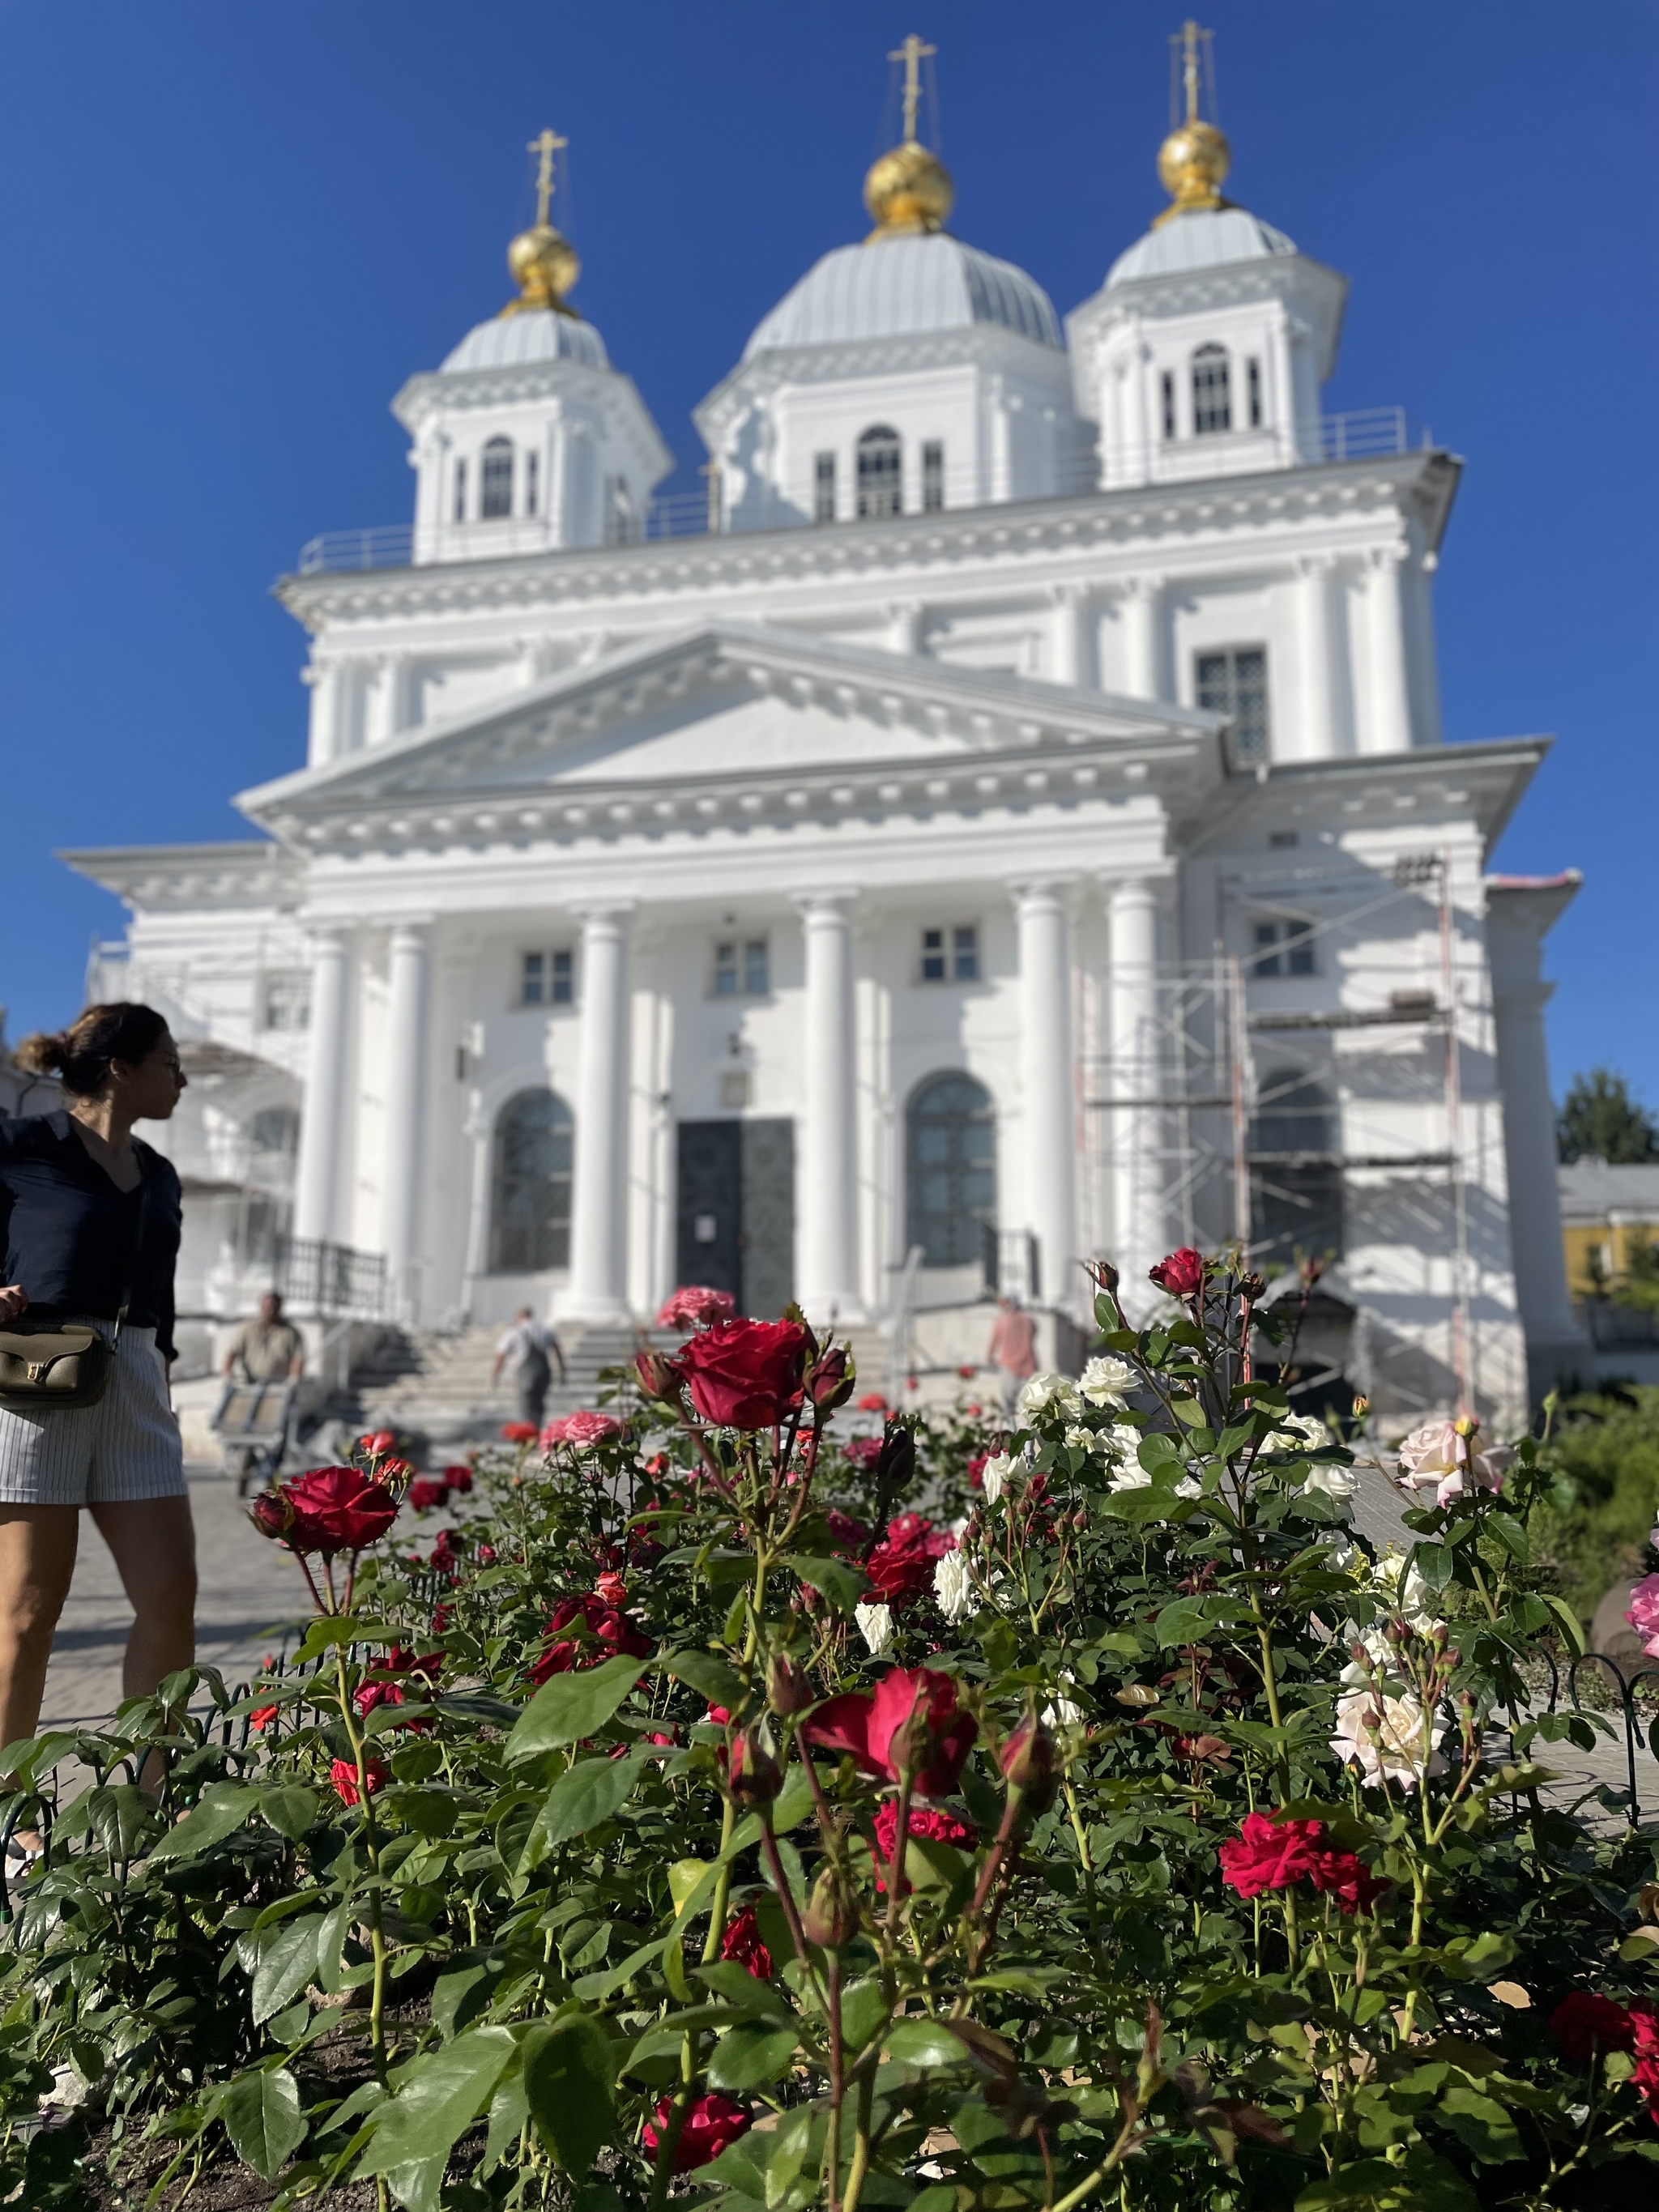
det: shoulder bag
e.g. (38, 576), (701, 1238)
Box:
(0, 1172), (150, 1413)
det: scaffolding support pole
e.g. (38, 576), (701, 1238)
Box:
(1438, 852), (1474, 1416)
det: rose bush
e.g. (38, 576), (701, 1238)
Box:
(2, 1258), (1658, 2209)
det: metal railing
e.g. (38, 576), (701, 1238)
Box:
(275, 1236), (387, 1319)
(292, 408), (1436, 575)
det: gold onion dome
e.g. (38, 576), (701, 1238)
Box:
(501, 221), (581, 318)
(864, 139), (954, 240)
(1153, 116), (1232, 226)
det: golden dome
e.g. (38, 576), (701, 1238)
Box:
(864, 139), (954, 241)
(1152, 117), (1232, 228)
(501, 221), (581, 318)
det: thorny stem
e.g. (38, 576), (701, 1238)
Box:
(333, 1650), (390, 2085)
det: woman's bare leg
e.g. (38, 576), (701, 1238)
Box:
(0, 1506), (81, 1754)
(88, 1497), (198, 1702)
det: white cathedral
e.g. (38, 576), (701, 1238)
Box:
(66, 45), (1585, 1425)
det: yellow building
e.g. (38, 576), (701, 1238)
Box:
(1559, 1159), (1659, 1299)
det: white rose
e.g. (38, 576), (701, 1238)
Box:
(932, 1549), (974, 1624)
(1078, 1354), (1135, 1410)
(1331, 1686), (1448, 1790)
(1371, 1551), (1437, 1629)
(1107, 1466), (1153, 1493)
(1394, 1419), (1514, 1509)
(1043, 1671), (1085, 1729)
(980, 1452), (1014, 1506)
(1301, 1464), (1358, 1511)
(1271, 1412), (1331, 1452)
(1325, 1534), (1359, 1573)
(855, 1601), (894, 1656)
(1017, 1371), (1081, 1425)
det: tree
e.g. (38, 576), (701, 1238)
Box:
(1556, 1067), (1659, 1165)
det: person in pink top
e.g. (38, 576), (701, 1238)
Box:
(985, 1294), (1038, 1416)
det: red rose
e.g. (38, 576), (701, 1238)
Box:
(331, 1756), (388, 1805)
(277, 1466), (399, 1556)
(1633, 2010), (1659, 2125)
(872, 1800), (977, 1892)
(443, 1466), (473, 1494)
(655, 1284), (737, 1330)
(802, 1666), (977, 1798)
(705, 1705), (731, 1727)
(501, 1421), (538, 1443)
(360, 1430), (397, 1456)
(1308, 1846), (1392, 1916)
(1550, 1991), (1637, 2061)
(248, 1491), (292, 1541)
(529, 1594), (653, 1684)
(1149, 1247), (1206, 1298)
(644, 2092), (751, 2171)
(826, 1509), (870, 1553)
(248, 1704), (278, 1732)
(407, 1477), (448, 1511)
(720, 1905), (774, 1980)
(856, 1392), (889, 1413)
(865, 1512), (951, 1609)
(1218, 1811), (1327, 1900)
(595, 1571), (628, 1607)
(670, 1319), (808, 1430)
(806, 1345), (855, 1415)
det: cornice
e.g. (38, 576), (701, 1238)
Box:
(1067, 252), (1348, 342)
(1187, 736), (1551, 857)
(275, 450), (1461, 637)
(58, 840), (301, 911)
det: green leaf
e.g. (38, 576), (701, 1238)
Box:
(251, 1914), (324, 2024)
(1438, 2086), (1523, 2167)
(358, 2028), (518, 2176)
(707, 2022), (799, 2091)
(693, 1963), (795, 2023)
(1171, 1397), (1209, 1428)
(785, 1554), (869, 1613)
(524, 1749), (651, 1868)
(669, 1857), (719, 1917)
(222, 2065), (307, 2180)
(148, 1781), (264, 1862)
(505, 1653), (651, 1762)
(294, 1615), (371, 1661)
(658, 1648), (748, 1711)
(523, 2013), (616, 2175)
(884, 2018), (970, 2069)
(1542, 1593), (1587, 1658)
(260, 1786), (319, 1843)
(1154, 1595), (1246, 1648)
(1486, 1512), (1529, 1562)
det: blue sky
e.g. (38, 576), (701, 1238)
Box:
(2, 0), (1653, 1110)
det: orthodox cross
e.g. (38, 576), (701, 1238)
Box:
(888, 33), (936, 145)
(1172, 19), (1213, 126)
(527, 126), (567, 227)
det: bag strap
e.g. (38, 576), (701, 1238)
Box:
(111, 1166), (151, 1351)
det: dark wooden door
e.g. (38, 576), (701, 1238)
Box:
(740, 1118), (795, 1320)
(675, 1119), (795, 1318)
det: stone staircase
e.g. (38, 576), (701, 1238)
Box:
(348, 1321), (681, 1446)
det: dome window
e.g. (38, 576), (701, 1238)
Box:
(1192, 344), (1232, 436)
(481, 437), (514, 519)
(526, 450), (540, 517)
(452, 458), (467, 523)
(813, 451), (837, 524)
(856, 426), (902, 520)
(922, 440), (945, 513)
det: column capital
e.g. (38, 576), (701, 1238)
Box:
(1006, 875), (1080, 913)
(1296, 550), (1340, 580)
(570, 899), (636, 927)
(387, 915), (434, 948)
(1367, 541), (1410, 573)
(1046, 579), (1089, 607)
(301, 918), (355, 952)
(1117, 571), (1166, 601)
(791, 887), (860, 920)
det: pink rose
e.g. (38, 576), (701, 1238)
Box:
(543, 1409), (624, 1452)
(1394, 1419), (1514, 1508)
(1626, 1573), (1659, 1659)
(654, 1285), (736, 1330)
(1149, 1247), (1205, 1298)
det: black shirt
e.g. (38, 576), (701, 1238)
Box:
(0, 1113), (182, 1358)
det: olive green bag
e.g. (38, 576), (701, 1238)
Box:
(0, 1177), (147, 1413)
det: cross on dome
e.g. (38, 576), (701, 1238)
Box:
(1153, 19), (1234, 228)
(888, 32), (936, 145)
(527, 126), (568, 228)
(501, 124), (582, 318)
(864, 32), (953, 241)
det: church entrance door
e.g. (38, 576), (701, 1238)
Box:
(676, 1119), (795, 1319)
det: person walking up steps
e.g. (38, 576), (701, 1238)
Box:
(492, 1306), (565, 1430)
(0, 1004), (194, 1872)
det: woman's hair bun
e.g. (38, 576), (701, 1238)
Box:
(14, 1029), (70, 1076)
(12, 1004), (169, 1097)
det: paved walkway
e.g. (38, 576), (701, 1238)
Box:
(39, 1463), (317, 1730)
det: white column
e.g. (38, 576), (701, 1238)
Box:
(302, 663), (343, 767)
(796, 892), (864, 1323)
(1120, 577), (1165, 700)
(292, 927), (353, 1247)
(1012, 881), (1078, 1316)
(1049, 585), (1093, 688)
(1107, 878), (1163, 1317)
(366, 654), (407, 749)
(381, 921), (433, 1322)
(565, 904), (633, 1323)
(1293, 555), (1341, 761)
(1363, 547), (1414, 754)
(888, 602), (923, 656)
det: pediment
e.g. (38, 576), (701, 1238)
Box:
(238, 621), (1217, 840)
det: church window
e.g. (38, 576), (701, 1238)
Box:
(249, 1105), (300, 1161)
(526, 450), (539, 517)
(714, 938), (770, 997)
(605, 478), (637, 546)
(519, 949), (574, 1007)
(1161, 371), (1176, 440)
(906, 1072), (996, 1268)
(1247, 357), (1263, 428)
(1249, 917), (1316, 978)
(814, 452), (836, 524)
(1192, 344), (1232, 435)
(261, 973), (310, 1032)
(489, 1089), (574, 1272)
(453, 458), (467, 522)
(920, 924), (979, 983)
(1196, 646), (1270, 765)
(481, 437), (514, 519)
(922, 441), (945, 512)
(1247, 1064), (1342, 1267)
(856, 426), (902, 520)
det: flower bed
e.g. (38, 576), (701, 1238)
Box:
(3, 1257), (1658, 2209)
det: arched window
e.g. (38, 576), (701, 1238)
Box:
(249, 1105), (300, 1160)
(856, 425), (902, 520)
(489, 1089), (574, 1272)
(1191, 344), (1231, 436)
(906, 1072), (996, 1268)
(480, 437), (514, 519)
(1247, 1066), (1342, 1269)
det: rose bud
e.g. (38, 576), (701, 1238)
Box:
(801, 1865), (859, 1949)
(875, 1424), (916, 1491)
(728, 1724), (783, 1808)
(1000, 1715), (1059, 1813)
(362, 1430), (397, 1457)
(766, 1652), (814, 1715)
(806, 1345), (855, 1417)
(1088, 1258), (1121, 1296)
(248, 1491), (292, 1541)
(1239, 1272), (1268, 1303)
(635, 1348), (682, 1403)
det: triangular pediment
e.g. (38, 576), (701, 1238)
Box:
(237, 622), (1217, 841)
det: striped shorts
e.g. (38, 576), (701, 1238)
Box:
(0, 1325), (187, 1507)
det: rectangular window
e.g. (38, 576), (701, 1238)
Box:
(519, 949), (574, 1007)
(453, 458), (467, 523)
(1250, 918), (1316, 979)
(922, 440), (945, 512)
(920, 927), (946, 982)
(920, 926), (978, 983)
(743, 938), (769, 995)
(261, 974), (311, 1032)
(813, 451), (836, 524)
(1196, 645), (1271, 766)
(550, 948), (574, 1004)
(713, 939), (770, 997)
(1247, 358), (1263, 428)
(1161, 370), (1176, 440)
(526, 450), (539, 516)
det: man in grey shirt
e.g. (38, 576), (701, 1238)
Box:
(223, 1291), (305, 1383)
(492, 1306), (565, 1428)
